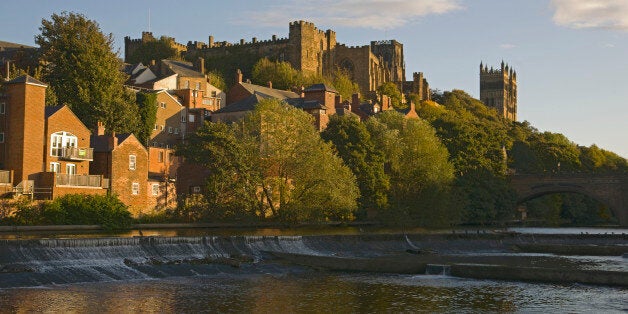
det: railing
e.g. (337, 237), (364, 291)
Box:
(0, 170), (11, 184)
(56, 174), (102, 188)
(13, 180), (34, 194)
(61, 147), (94, 161)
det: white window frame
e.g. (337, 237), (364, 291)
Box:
(192, 186), (201, 193)
(181, 114), (186, 123)
(160, 102), (166, 109)
(168, 126), (173, 134)
(66, 163), (76, 175)
(188, 114), (195, 123)
(50, 162), (60, 173)
(132, 182), (140, 195)
(50, 131), (78, 157)
(151, 183), (159, 196)
(174, 128), (179, 134)
(129, 155), (136, 170)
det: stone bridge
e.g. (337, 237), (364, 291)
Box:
(509, 174), (628, 226)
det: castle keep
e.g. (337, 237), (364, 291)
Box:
(480, 61), (517, 121)
(125, 21), (428, 100)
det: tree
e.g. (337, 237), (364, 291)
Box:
(377, 82), (403, 109)
(330, 69), (361, 101)
(251, 58), (301, 90)
(135, 92), (158, 145)
(207, 70), (227, 92)
(177, 99), (359, 222)
(126, 38), (178, 64)
(36, 12), (139, 134)
(366, 111), (456, 226)
(322, 114), (389, 217)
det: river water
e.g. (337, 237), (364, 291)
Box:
(0, 228), (626, 313)
(0, 271), (626, 313)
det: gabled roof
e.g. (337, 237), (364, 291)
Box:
(239, 82), (300, 100)
(214, 93), (266, 114)
(6, 75), (47, 87)
(44, 105), (64, 118)
(304, 83), (338, 94)
(0, 41), (35, 50)
(91, 133), (143, 153)
(162, 59), (204, 78)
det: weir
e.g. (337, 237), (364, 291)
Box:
(0, 234), (626, 288)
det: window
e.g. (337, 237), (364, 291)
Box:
(129, 155), (136, 170)
(192, 186), (201, 193)
(181, 114), (186, 123)
(211, 91), (217, 97)
(184, 80), (189, 89)
(174, 128), (179, 134)
(195, 82), (201, 90)
(50, 131), (77, 157)
(66, 163), (76, 175)
(50, 162), (60, 173)
(188, 114), (195, 123)
(168, 126), (173, 134)
(152, 142), (157, 147)
(160, 102), (166, 109)
(154, 124), (158, 130)
(152, 183), (159, 196)
(0, 102), (5, 114)
(132, 182), (139, 195)
(0, 132), (4, 143)
(158, 151), (164, 163)
(160, 125), (164, 131)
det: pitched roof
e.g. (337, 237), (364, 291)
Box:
(91, 133), (136, 152)
(162, 59), (204, 78)
(239, 82), (300, 100)
(287, 98), (325, 110)
(6, 75), (47, 87)
(0, 41), (35, 50)
(44, 105), (64, 118)
(304, 83), (338, 93)
(214, 93), (265, 114)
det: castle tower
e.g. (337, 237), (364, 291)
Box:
(288, 21), (336, 76)
(371, 40), (406, 82)
(480, 61), (517, 121)
(0, 75), (47, 184)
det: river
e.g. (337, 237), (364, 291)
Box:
(0, 228), (626, 313)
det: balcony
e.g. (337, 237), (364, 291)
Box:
(56, 174), (103, 188)
(60, 147), (94, 161)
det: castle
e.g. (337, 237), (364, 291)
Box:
(125, 21), (430, 101)
(480, 61), (517, 121)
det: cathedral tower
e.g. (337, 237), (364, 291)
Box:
(480, 61), (517, 121)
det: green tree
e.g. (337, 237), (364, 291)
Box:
(330, 69), (361, 101)
(377, 82), (403, 109)
(251, 58), (301, 90)
(36, 12), (139, 133)
(366, 111), (456, 226)
(207, 70), (227, 92)
(177, 99), (359, 222)
(322, 114), (389, 217)
(126, 38), (178, 64)
(135, 92), (158, 145)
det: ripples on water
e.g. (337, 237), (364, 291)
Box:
(0, 272), (626, 313)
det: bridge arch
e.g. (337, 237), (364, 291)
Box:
(509, 174), (628, 226)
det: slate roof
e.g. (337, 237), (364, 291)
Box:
(44, 105), (64, 118)
(6, 75), (47, 86)
(162, 59), (204, 78)
(91, 133), (134, 152)
(214, 93), (266, 114)
(239, 82), (300, 100)
(0, 41), (35, 50)
(287, 98), (325, 110)
(304, 83), (338, 94)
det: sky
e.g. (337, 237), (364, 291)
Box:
(1, 0), (627, 157)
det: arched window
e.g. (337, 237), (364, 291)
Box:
(50, 131), (78, 157)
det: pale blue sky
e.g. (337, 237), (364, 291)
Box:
(1, 0), (627, 157)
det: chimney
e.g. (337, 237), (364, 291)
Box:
(267, 81), (272, 89)
(197, 57), (205, 74)
(4, 61), (9, 81)
(96, 121), (105, 136)
(352, 93), (360, 108)
(236, 69), (243, 84)
(108, 131), (118, 150)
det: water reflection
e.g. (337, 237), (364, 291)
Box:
(1, 273), (625, 313)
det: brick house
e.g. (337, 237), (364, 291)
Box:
(91, 127), (149, 216)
